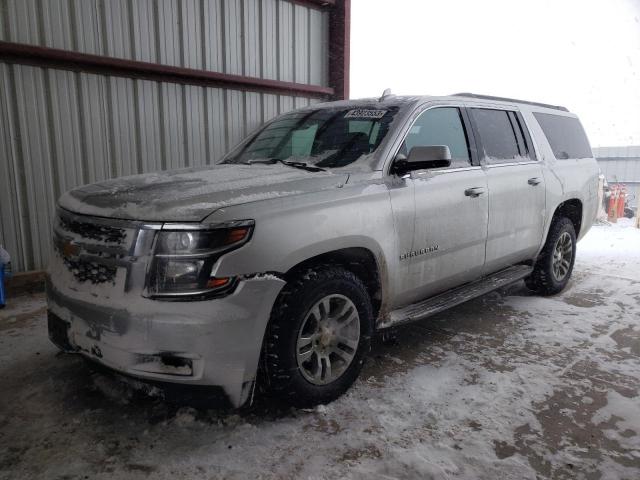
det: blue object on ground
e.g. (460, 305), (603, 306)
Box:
(0, 264), (5, 308)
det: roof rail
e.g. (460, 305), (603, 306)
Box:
(451, 93), (569, 112)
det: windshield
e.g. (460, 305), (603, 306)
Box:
(222, 106), (399, 170)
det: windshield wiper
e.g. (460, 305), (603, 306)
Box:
(246, 158), (326, 172)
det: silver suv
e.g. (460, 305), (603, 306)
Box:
(47, 93), (599, 407)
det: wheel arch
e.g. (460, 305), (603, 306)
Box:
(542, 198), (583, 245)
(282, 246), (385, 323)
(554, 198), (583, 236)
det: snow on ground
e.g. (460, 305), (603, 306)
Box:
(578, 217), (640, 278)
(1, 220), (640, 479)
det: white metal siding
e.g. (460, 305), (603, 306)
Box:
(593, 146), (640, 184)
(0, 0), (330, 272)
(597, 159), (640, 183)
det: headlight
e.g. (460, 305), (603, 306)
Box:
(146, 220), (254, 300)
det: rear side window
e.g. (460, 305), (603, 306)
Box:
(470, 108), (530, 164)
(533, 113), (592, 159)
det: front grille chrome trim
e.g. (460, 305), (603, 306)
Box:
(54, 208), (158, 287)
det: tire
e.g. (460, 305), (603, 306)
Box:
(262, 266), (373, 407)
(525, 217), (576, 295)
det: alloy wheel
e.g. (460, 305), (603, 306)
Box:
(296, 294), (360, 385)
(552, 231), (573, 281)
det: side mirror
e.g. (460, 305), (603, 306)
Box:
(394, 145), (452, 174)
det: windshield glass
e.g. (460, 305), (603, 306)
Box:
(222, 106), (399, 170)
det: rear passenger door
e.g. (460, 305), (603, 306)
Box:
(468, 107), (545, 274)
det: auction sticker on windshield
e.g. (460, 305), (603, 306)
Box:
(344, 109), (388, 119)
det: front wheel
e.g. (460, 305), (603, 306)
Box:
(526, 217), (577, 295)
(261, 266), (373, 407)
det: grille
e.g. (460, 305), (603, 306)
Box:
(55, 211), (137, 285)
(62, 256), (118, 284)
(59, 216), (126, 244)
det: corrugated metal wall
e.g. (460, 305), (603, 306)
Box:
(593, 145), (640, 183)
(593, 146), (640, 184)
(0, 0), (331, 272)
(0, 0), (328, 84)
(598, 159), (640, 183)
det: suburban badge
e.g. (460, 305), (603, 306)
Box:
(400, 245), (439, 260)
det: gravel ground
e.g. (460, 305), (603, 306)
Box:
(1, 220), (639, 480)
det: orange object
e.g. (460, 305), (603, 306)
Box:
(225, 227), (250, 245)
(608, 185), (618, 222)
(206, 277), (230, 289)
(616, 185), (626, 218)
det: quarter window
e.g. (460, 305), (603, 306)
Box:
(533, 113), (592, 160)
(401, 107), (471, 168)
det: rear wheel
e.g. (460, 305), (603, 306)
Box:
(526, 217), (576, 295)
(262, 266), (373, 407)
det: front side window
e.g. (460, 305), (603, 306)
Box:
(400, 107), (471, 168)
(222, 106), (399, 170)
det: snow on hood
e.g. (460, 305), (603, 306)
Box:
(58, 164), (347, 222)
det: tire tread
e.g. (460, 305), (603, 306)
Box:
(526, 217), (576, 295)
(261, 265), (372, 406)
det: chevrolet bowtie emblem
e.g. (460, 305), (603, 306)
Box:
(62, 241), (80, 258)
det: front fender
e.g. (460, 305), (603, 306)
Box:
(207, 183), (396, 305)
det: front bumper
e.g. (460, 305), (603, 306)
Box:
(46, 275), (285, 407)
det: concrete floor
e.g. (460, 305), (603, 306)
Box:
(1, 227), (639, 479)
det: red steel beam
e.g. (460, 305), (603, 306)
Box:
(328, 0), (351, 100)
(0, 41), (335, 99)
(290, 0), (336, 7)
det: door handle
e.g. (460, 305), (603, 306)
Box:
(528, 177), (542, 186)
(464, 187), (485, 198)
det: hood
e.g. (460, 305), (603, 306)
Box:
(59, 164), (348, 222)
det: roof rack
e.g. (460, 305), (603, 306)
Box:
(451, 93), (569, 112)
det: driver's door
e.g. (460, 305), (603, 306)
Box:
(390, 106), (489, 306)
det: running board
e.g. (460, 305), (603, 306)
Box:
(381, 265), (533, 329)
